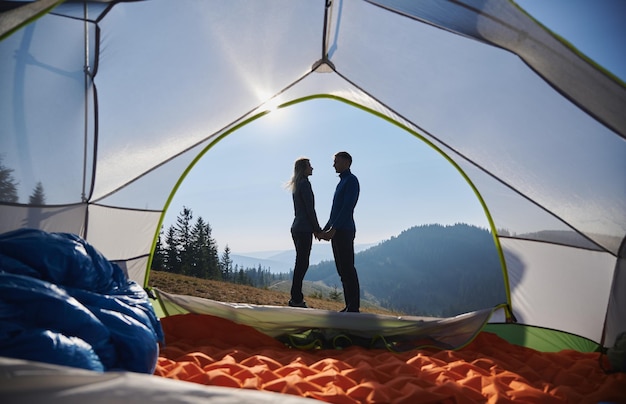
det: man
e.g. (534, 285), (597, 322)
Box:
(320, 151), (360, 313)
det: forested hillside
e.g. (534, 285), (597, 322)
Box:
(154, 207), (507, 318)
(152, 207), (289, 288)
(307, 223), (506, 317)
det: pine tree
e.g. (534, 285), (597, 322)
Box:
(236, 268), (246, 284)
(221, 245), (233, 281)
(164, 225), (180, 273)
(152, 226), (165, 271)
(205, 222), (221, 280)
(175, 207), (194, 276)
(190, 217), (208, 278)
(0, 157), (19, 203)
(28, 181), (46, 205)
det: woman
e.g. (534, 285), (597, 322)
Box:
(286, 157), (322, 308)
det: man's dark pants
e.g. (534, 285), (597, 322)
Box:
(331, 229), (360, 312)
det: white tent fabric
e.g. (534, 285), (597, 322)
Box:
(155, 290), (497, 344)
(0, 0), (624, 348)
(0, 356), (318, 404)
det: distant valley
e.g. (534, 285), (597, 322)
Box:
(231, 242), (376, 274)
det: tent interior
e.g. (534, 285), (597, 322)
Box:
(0, 0), (625, 402)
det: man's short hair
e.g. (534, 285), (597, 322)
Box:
(335, 151), (352, 164)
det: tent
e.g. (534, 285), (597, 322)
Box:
(0, 0), (625, 401)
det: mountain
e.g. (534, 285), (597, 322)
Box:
(232, 243), (376, 274)
(231, 224), (506, 318)
(306, 223), (506, 318)
(229, 253), (292, 274)
(165, 224), (603, 319)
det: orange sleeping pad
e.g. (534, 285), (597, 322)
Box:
(155, 313), (626, 403)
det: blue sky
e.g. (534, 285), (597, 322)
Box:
(164, 0), (626, 254)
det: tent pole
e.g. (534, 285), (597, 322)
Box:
(311, 0), (336, 71)
(80, 1), (91, 240)
(322, 0), (332, 59)
(81, 1), (89, 204)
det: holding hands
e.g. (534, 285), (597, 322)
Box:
(315, 228), (336, 241)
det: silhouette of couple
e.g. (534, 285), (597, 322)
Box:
(287, 152), (360, 313)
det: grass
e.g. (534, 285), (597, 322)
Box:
(148, 270), (398, 315)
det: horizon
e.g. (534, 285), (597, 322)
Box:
(223, 222), (491, 274)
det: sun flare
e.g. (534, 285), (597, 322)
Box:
(258, 97), (290, 127)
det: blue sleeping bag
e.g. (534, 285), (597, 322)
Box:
(0, 228), (164, 373)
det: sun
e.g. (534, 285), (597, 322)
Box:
(265, 104), (287, 122)
(258, 98), (291, 128)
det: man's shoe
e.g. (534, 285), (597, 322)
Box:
(288, 299), (308, 308)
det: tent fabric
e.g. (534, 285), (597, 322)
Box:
(0, 357), (317, 404)
(0, 0), (625, 351)
(369, 0), (626, 138)
(155, 313), (626, 404)
(0, 229), (164, 373)
(155, 290), (498, 347)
